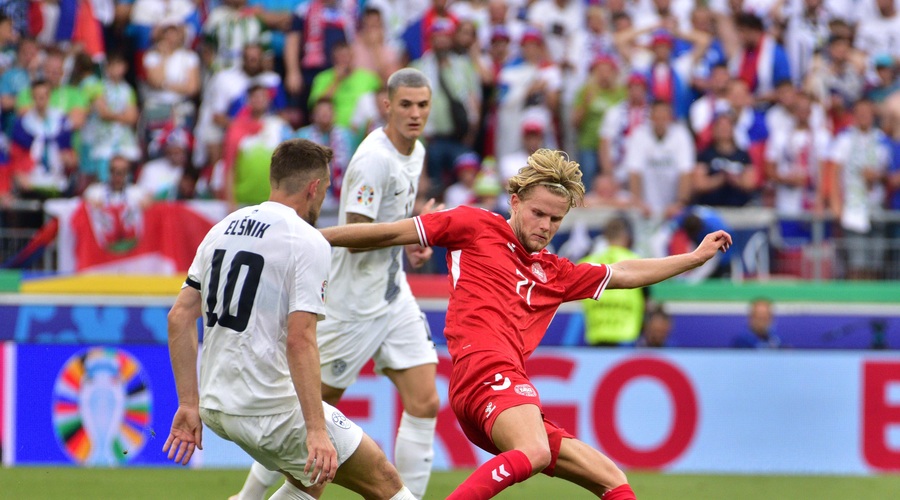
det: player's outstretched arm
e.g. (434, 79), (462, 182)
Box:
(163, 287), (204, 465)
(607, 230), (732, 289)
(321, 218), (421, 249)
(287, 311), (338, 485)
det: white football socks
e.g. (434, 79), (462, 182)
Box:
(394, 411), (437, 499)
(232, 461), (283, 500)
(268, 481), (316, 500)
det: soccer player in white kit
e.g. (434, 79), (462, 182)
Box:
(164, 139), (416, 500)
(231, 68), (440, 500)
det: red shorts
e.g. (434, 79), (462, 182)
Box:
(449, 351), (574, 475)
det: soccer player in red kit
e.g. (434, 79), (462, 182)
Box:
(321, 149), (732, 500)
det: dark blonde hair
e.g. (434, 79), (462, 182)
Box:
(507, 149), (585, 208)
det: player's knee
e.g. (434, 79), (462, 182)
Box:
(604, 465), (628, 489)
(521, 444), (552, 474)
(406, 391), (440, 418)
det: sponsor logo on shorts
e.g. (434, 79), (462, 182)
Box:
(331, 411), (351, 429)
(483, 373), (510, 391)
(514, 384), (537, 397)
(485, 402), (496, 417)
(331, 359), (347, 377)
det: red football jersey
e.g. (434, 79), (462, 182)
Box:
(414, 206), (611, 365)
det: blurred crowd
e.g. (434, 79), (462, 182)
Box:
(1, 0), (900, 259)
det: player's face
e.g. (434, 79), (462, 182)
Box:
(385, 86), (431, 141)
(510, 186), (570, 253)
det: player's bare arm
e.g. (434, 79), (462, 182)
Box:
(606, 230), (732, 289)
(321, 218), (421, 249)
(163, 287), (204, 465)
(286, 311), (338, 485)
(344, 212), (377, 254)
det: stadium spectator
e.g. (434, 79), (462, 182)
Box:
(413, 19), (481, 192)
(643, 27), (711, 120)
(727, 13), (791, 101)
(625, 100), (695, 219)
(599, 72), (649, 188)
(141, 22), (201, 132)
(444, 152), (480, 208)
(308, 41), (382, 129)
(775, 0), (833, 87)
(82, 52), (141, 184)
(526, 0), (584, 71)
(82, 155), (150, 252)
(318, 148), (732, 500)
(499, 109), (549, 183)
(0, 36), (39, 129)
(854, 0), (900, 63)
(635, 303), (673, 348)
(571, 54), (625, 190)
(583, 173), (633, 209)
(400, 0), (460, 62)
(201, 0), (272, 72)
(692, 111), (757, 207)
(349, 86), (388, 146)
(16, 48), (88, 132)
(690, 63), (732, 151)
(294, 97), (354, 209)
(732, 298), (781, 348)
(352, 8), (402, 82)
(827, 98), (891, 279)
(221, 84), (290, 206)
(137, 127), (191, 201)
(580, 216), (645, 347)
(9, 79), (77, 199)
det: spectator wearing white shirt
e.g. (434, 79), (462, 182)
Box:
(600, 72), (650, 187)
(625, 100), (695, 218)
(138, 128), (191, 201)
(855, 0), (900, 62)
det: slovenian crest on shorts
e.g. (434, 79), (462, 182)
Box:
(356, 185), (375, 206)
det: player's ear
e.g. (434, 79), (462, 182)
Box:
(307, 178), (321, 199)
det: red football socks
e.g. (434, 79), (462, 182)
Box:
(602, 483), (637, 500)
(446, 450), (533, 500)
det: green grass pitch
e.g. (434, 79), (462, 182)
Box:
(1, 467), (899, 499)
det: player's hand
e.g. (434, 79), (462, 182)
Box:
(304, 429), (337, 486)
(419, 198), (445, 216)
(163, 405), (203, 466)
(693, 230), (732, 262)
(405, 243), (433, 268)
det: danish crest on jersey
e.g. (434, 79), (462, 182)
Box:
(331, 410), (352, 429)
(515, 384), (537, 397)
(531, 262), (547, 283)
(356, 185), (375, 206)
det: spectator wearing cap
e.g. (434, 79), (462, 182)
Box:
(413, 19), (481, 193)
(494, 27), (561, 160)
(82, 52), (141, 184)
(294, 97), (353, 209)
(220, 83), (291, 206)
(692, 111), (757, 207)
(444, 152), (481, 208)
(401, 0), (460, 62)
(643, 27), (710, 120)
(478, 0), (526, 54)
(865, 54), (900, 103)
(625, 100), (695, 219)
(572, 54), (626, 190)
(352, 8), (402, 82)
(194, 43), (284, 168)
(283, 0), (354, 117)
(600, 72), (650, 188)
(128, 0), (200, 61)
(726, 13), (792, 101)
(137, 127), (192, 201)
(309, 41), (382, 130)
(202, 0), (274, 73)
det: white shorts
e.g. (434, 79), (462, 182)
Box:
(200, 403), (363, 487)
(319, 296), (438, 389)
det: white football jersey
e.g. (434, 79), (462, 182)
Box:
(187, 201), (330, 415)
(328, 127), (425, 321)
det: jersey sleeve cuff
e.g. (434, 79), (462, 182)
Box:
(413, 216), (429, 247)
(184, 277), (201, 290)
(592, 265), (612, 300)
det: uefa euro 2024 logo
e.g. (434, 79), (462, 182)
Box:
(51, 347), (152, 465)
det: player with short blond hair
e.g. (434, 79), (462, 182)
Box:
(319, 148), (732, 499)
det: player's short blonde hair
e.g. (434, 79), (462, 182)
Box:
(507, 149), (585, 208)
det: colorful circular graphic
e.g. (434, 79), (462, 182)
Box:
(52, 347), (153, 465)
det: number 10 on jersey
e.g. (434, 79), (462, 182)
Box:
(206, 249), (265, 332)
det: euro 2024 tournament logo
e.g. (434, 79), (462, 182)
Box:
(52, 347), (152, 465)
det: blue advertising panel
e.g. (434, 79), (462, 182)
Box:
(14, 344), (178, 466)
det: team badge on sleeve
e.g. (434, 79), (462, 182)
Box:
(356, 186), (375, 206)
(320, 280), (328, 302)
(515, 384), (537, 397)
